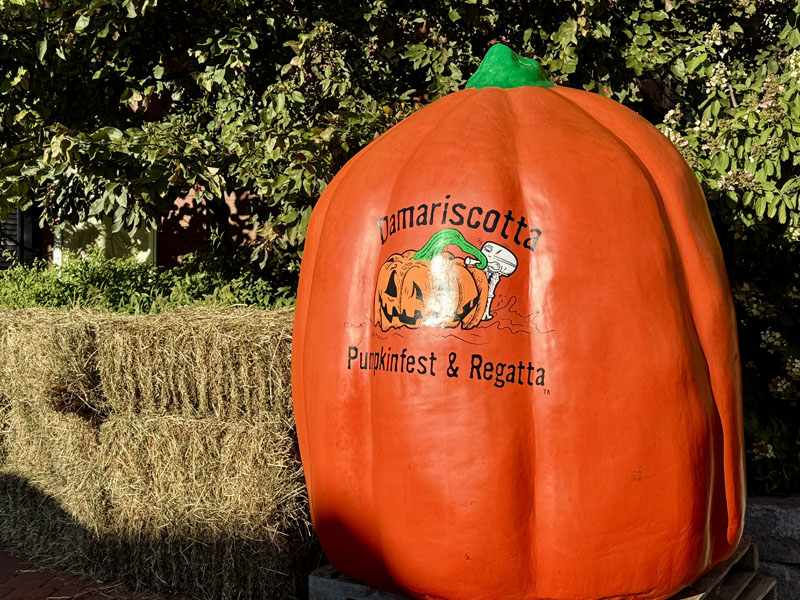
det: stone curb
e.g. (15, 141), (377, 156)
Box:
(745, 496), (800, 600)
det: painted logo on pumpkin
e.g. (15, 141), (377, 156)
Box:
(374, 228), (518, 331)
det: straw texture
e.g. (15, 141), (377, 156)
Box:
(0, 307), (318, 599)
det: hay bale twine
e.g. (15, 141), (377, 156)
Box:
(0, 309), (105, 420)
(97, 307), (294, 419)
(0, 401), (106, 570)
(99, 413), (315, 599)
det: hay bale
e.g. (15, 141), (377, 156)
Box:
(0, 309), (105, 420)
(97, 307), (294, 419)
(0, 401), (8, 468)
(0, 401), (106, 570)
(0, 306), (316, 597)
(99, 413), (315, 599)
(0, 310), (12, 405)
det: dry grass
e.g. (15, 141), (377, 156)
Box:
(0, 309), (105, 420)
(97, 307), (294, 419)
(99, 413), (313, 599)
(0, 401), (106, 569)
(0, 306), (319, 599)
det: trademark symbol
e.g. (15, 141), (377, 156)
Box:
(543, 388), (551, 395)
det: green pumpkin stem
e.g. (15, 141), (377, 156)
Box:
(413, 228), (488, 269)
(465, 44), (553, 90)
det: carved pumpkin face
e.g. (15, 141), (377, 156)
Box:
(374, 250), (488, 330)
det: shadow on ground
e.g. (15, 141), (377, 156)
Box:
(0, 474), (324, 600)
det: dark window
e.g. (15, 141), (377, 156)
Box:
(0, 209), (46, 269)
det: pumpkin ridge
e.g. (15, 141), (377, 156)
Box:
(357, 93), (486, 544)
(547, 87), (734, 573)
(385, 89), (480, 211)
(549, 88), (702, 361)
(292, 153), (361, 516)
(552, 87), (745, 555)
(500, 92), (538, 589)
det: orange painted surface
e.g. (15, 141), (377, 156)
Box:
(292, 85), (744, 600)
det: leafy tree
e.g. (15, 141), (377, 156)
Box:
(1, 0), (799, 491)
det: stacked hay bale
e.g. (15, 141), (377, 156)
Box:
(1, 309), (105, 419)
(0, 307), (317, 599)
(98, 307), (293, 420)
(0, 311), (10, 462)
(96, 307), (315, 599)
(0, 404), (106, 567)
(0, 310), (107, 570)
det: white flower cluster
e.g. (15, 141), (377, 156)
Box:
(733, 283), (778, 316)
(706, 62), (730, 93)
(786, 50), (800, 79)
(760, 328), (786, 353)
(752, 441), (777, 460)
(750, 297), (776, 317)
(732, 281), (754, 301)
(663, 105), (683, 127)
(770, 376), (792, 397)
(705, 23), (723, 47)
(685, 117), (712, 134)
(716, 169), (756, 191)
(662, 127), (689, 149)
(788, 357), (800, 381)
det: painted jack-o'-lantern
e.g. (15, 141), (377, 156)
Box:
(375, 229), (489, 330)
(292, 44), (745, 600)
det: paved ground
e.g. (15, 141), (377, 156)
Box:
(0, 550), (172, 600)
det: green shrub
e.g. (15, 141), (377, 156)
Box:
(2, 1), (799, 283)
(722, 223), (800, 494)
(0, 246), (292, 313)
(1, 0), (798, 492)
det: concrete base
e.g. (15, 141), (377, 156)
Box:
(760, 562), (800, 600)
(746, 495), (800, 600)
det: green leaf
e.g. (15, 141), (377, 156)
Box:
(94, 126), (124, 142)
(154, 65), (164, 79)
(74, 14), (90, 32)
(88, 199), (105, 216)
(594, 22), (611, 38)
(686, 53), (707, 72)
(37, 39), (47, 62)
(670, 58), (686, 78)
(787, 27), (800, 49)
(712, 152), (730, 172)
(754, 196), (766, 216)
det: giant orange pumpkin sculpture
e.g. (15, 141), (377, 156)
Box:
(292, 44), (744, 600)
